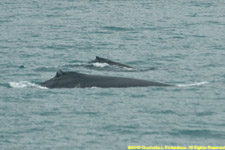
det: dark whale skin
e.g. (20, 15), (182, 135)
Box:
(40, 70), (173, 88)
(89, 56), (135, 69)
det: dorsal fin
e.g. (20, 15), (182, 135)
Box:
(55, 70), (64, 78)
(95, 56), (108, 62)
(96, 56), (103, 60)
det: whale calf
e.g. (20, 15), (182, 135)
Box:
(40, 70), (173, 88)
(89, 56), (135, 69)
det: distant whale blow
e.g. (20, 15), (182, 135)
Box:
(40, 70), (173, 88)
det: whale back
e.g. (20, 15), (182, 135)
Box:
(40, 70), (172, 88)
(41, 70), (84, 88)
(92, 56), (134, 69)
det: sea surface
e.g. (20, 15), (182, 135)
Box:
(1, 0), (225, 149)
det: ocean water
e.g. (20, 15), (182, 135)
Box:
(1, 0), (225, 149)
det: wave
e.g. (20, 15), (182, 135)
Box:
(9, 81), (47, 89)
(102, 26), (134, 32)
(59, 62), (87, 68)
(176, 81), (208, 87)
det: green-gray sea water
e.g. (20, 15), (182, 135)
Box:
(1, 0), (225, 149)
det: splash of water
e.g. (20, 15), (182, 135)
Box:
(91, 62), (109, 68)
(176, 82), (208, 87)
(9, 81), (47, 89)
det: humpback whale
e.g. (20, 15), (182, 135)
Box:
(89, 56), (135, 69)
(40, 70), (173, 88)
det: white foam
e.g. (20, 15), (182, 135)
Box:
(9, 81), (47, 89)
(92, 62), (109, 67)
(176, 81), (208, 87)
(123, 67), (135, 71)
(60, 62), (86, 67)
